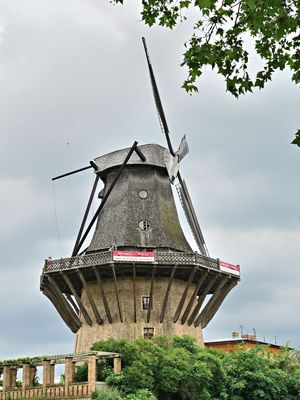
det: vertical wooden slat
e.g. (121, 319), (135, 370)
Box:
(146, 266), (156, 323)
(173, 267), (197, 323)
(112, 265), (123, 322)
(132, 265), (137, 323)
(194, 276), (228, 327)
(77, 269), (103, 325)
(61, 272), (92, 326)
(199, 279), (238, 328)
(181, 270), (208, 324)
(93, 267), (112, 323)
(43, 282), (81, 333)
(160, 265), (177, 323)
(187, 274), (218, 326)
(46, 276), (79, 326)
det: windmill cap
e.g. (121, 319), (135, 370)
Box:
(91, 143), (169, 175)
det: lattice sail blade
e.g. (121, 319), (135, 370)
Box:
(176, 180), (209, 256)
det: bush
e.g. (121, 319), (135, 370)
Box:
(126, 389), (157, 400)
(91, 336), (300, 400)
(92, 388), (122, 400)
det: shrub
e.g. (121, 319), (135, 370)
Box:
(126, 389), (157, 400)
(91, 388), (122, 400)
(91, 336), (300, 400)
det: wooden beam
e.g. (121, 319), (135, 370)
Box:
(74, 141), (141, 254)
(181, 271), (208, 325)
(43, 286), (80, 333)
(77, 269), (103, 325)
(66, 294), (79, 315)
(147, 266), (156, 323)
(43, 279), (81, 333)
(173, 267), (197, 323)
(133, 266), (137, 323)
(112, 265), (123, 322)
(160, 265), (177, 323)
(187, 274), (218, 326)
(61, 272), (93, 326)
(93, 267), (112, 324)
(46, 276), (77, 321)
(194, 276), (228, 327)
(72, 176), (99, 256)
(46, 276), (81, 328)
(200, 279), (238, 328)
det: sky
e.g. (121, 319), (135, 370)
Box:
(0, 0), (299, 361)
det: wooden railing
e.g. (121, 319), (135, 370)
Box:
(44, 251), (220, 273)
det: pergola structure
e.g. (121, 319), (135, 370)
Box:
(0, 351), (121, 400)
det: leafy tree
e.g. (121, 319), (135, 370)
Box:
(92, 336), (300, 400)
(114, 0), (300, 97)
(92, 336), (228, 399)
(112, 0), (300, 145)
(224, 345), (300, 400)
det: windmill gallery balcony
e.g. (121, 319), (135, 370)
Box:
(40, 250), (240, 336)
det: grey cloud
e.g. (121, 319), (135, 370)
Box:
(0, 0), (299, 359)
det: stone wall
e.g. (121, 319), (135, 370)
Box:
(75, 277), (204, 353)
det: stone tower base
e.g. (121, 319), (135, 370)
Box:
(75, 277), (204, 353)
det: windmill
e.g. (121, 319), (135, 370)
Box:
(40, 39), (240, 353)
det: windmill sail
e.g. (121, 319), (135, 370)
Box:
(142, 37), (209, 256)
(176, 180), (208, 256)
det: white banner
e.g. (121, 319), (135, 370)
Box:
(220, 261), (240, 276)
(113, 250), (155, 262)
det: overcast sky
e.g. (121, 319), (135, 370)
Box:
(0, 0), (299, 361)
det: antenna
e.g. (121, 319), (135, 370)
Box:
(239, 324), (244, 336)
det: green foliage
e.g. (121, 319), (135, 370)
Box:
(126, 389), (157, 400)
(92, 388), (157, 400)
(91, 388), (122, 400)
(74, 363), (88, 382)
(74, 361), (113, 383)
(92, 335), (300, 400)
(292, 129), (300, 147)
(113, 0), (300, 98)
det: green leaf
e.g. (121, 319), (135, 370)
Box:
(291, 129), (300, 147)
(195, 0), (212, 10)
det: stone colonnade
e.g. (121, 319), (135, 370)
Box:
(1, 352), (121, 396)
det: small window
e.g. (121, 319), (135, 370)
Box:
(138, 190), (148, 199)
(139, 221), (151, 231)
(144, 327), (154, 340)
(142, 296), (151, 310)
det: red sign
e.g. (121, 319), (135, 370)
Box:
(113, 250), (155, 262)
(220, 261), (240, 276)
